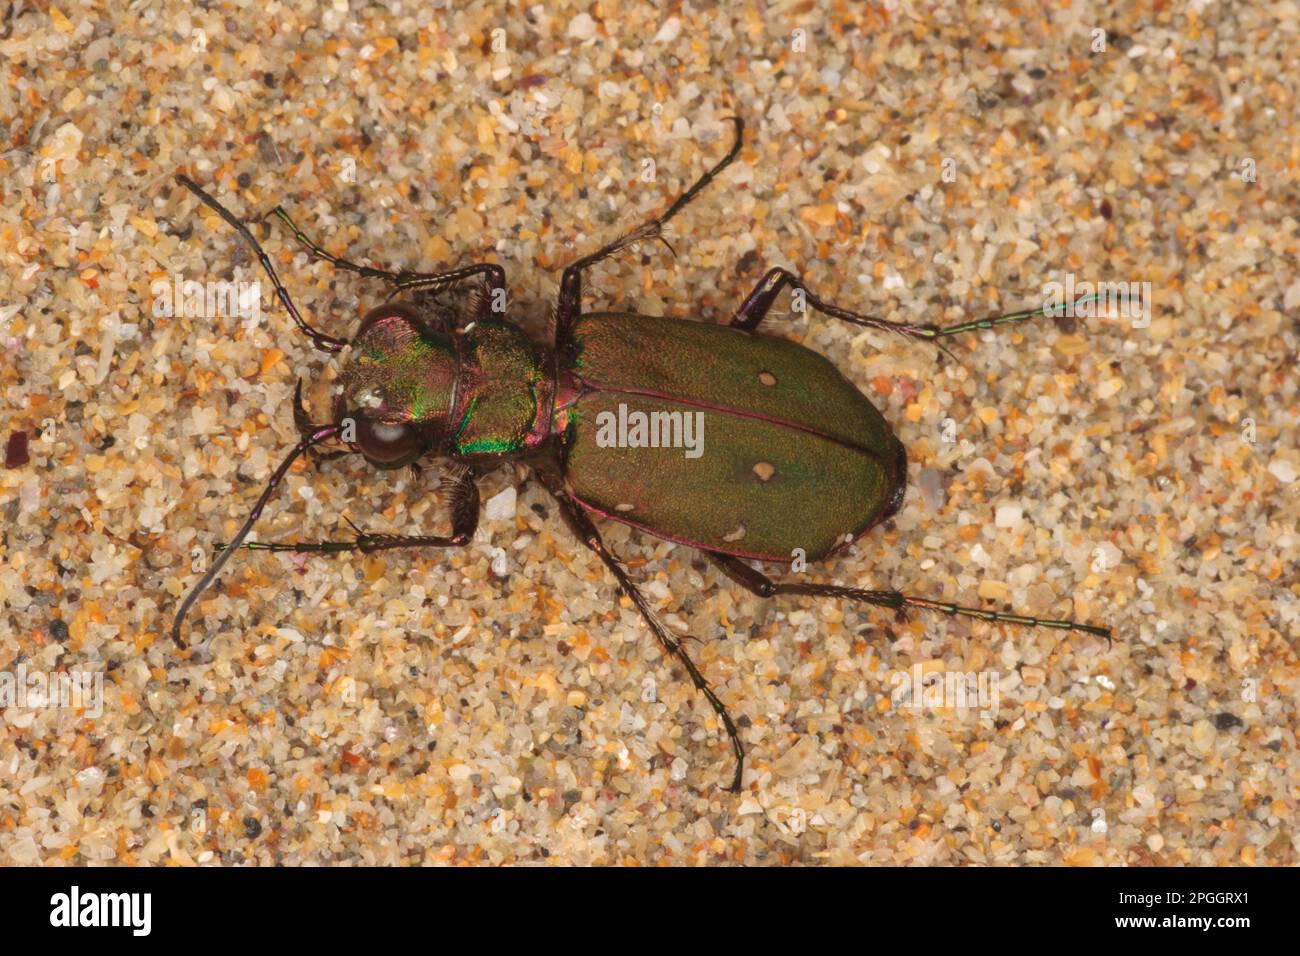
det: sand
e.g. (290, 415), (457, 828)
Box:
(0, 1), (1296, 864)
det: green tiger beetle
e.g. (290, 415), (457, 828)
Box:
(172, 118), (1111, 792)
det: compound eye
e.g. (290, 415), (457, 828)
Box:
(355, 417), (421, 465)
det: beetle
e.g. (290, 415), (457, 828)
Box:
(171, 118), (1110, 791)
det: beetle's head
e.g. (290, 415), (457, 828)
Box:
(334, 302), (459, 469)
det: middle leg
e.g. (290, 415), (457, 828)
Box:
(553, 117), (745, 341)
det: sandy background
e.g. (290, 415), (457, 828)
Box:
(1, 0), (1296, 865)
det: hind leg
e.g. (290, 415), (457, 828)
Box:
(732, 267), (1084, 351)
(706, 552), (1111, 641)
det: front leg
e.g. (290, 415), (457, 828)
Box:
(271, 205), (507, 297)
(218, 468), (480, 554)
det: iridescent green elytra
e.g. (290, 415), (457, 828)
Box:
(560, 313), (906, 562)
(172, 118), (1112, 793)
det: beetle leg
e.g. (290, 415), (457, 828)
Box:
(172, 423), (343, 648)
(269, 205), (508, 297)
(175, 175), (347, 353)
(554, 117), (744, 342)
(305, 447), (351, 470)
(732, 268), (1093, 355)
(546, 486), (745, 792)
(731, 267), (947, 345)
(391, 264), (507, 296)
(215, 469), (480, 554)
(706, 552), (1113, 644)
